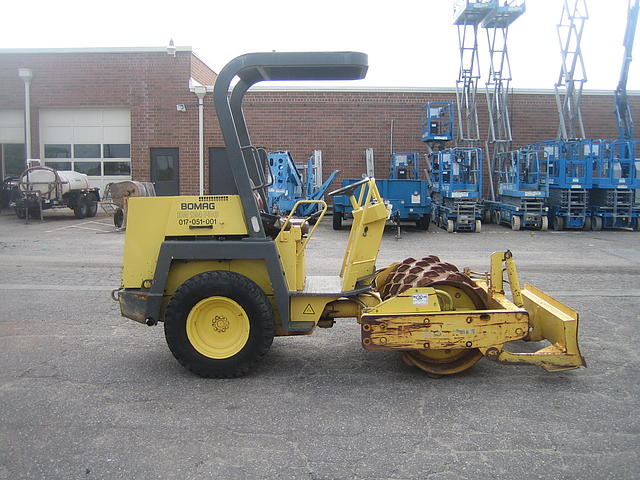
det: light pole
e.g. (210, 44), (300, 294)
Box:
(193, 85), (207, 196)
(18, 68), (33, 162)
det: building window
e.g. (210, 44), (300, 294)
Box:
(74, 161), (102, 176)
(46, 161), (72, 171)
(43, 143), (131, 176)
(103, 161), (131, 176)
(44, 144), (71, 158)
(74, 144), (101, 158)
(104, 144), (130, 158)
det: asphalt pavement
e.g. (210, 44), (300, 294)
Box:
(1, 208), (639, 479)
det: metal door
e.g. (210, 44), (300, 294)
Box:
(151, 148), (179, 196)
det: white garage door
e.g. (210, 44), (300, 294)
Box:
(39, 108), (131, 191)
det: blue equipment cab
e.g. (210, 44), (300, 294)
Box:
(332, 152), (432, 232)
(483, 147), (550, 231)
(588, 139), (640, 230)
(266, 151), (339, 217)
(421, 102), (454, 143)
(429, 147), (483, 232)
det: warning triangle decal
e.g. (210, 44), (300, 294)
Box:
(303, 304), (315, 314)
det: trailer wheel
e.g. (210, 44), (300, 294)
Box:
(633, 218), (640, 232)
(475, 219), (481, 233)
(591, 216), (602, 231)
(164, 271), (275, 378)
(511, 216), (521, 231)
(493, 211), (501, 225)
(85, 193), (98, 218)
(483, 209), (491, 224)
(114, 208), (124, 229)
(332, 212), (343, 230)
(15, 207), (26, 219)
(74, 198), (88, 219)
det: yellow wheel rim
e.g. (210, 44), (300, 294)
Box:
(186, 296), (250, 359)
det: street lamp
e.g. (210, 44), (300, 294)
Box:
(18, 68), (33, 162)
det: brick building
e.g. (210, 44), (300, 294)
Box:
(1, 47), (638, 196)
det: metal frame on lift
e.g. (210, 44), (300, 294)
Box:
(482, 0), (525, 201)
(453, 0), (489, 147)
(554, 0), (588, 141)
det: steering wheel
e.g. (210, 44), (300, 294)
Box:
(327, 177), (371, 197)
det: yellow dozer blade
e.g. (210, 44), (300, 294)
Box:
(493, 283), (586, 371)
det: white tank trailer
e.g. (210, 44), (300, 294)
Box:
(13, 166), (101, 220)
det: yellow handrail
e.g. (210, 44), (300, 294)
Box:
(280, 200), (328, 255)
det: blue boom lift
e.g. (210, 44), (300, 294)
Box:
(587, 0), (640, 231)
(266, 150), (339, 217)
(332, 151), (432, 232)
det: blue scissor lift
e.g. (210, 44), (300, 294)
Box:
(429, 147), (483, 232)
(534, 139), (591, 230)
(484, 147), (550, 230)
(266, 150), (339, 217)
(589, 139), (640, 230)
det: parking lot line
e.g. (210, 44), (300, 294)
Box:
(44, 220), (113, 233)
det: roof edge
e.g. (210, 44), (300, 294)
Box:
(0, 46), (193, 55)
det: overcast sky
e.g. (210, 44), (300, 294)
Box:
(2, 0), (638, 91)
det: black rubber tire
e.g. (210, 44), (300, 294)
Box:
(416, 214), (431, 231)
(553, 215), (564, 231)
(74, 198), (88, 219)
(114, 208), (124, 229)
(633, 218), (640, 232)
(85, 194), (98, 218)
(590, 216), (602, 231)
(332, 212), (343, 230)
(15, 207), (26, 219)
(164, 271), (275, 378)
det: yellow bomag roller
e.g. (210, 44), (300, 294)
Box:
(115, 52), (585, 378)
